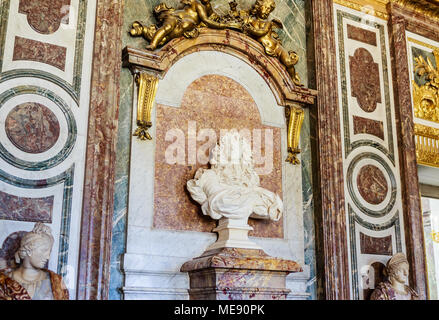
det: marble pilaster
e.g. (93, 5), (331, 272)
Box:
(309, 0), (350, 300)
(77, 0), (124, 300)
(387, 3), (428, 300)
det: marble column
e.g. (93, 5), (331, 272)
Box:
(309, 0), (350, 300)
(77, 0), (124, 300)
(387, 3), (427, 300)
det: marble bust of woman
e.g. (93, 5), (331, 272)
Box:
(370, 252), (418, 300)
(0, 223), (69, 300)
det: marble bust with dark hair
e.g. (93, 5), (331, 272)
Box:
(0, 223), (69, 300)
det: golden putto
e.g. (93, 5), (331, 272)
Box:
(129, 0), (301, 85)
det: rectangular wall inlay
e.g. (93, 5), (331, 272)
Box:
(353, 116), (384, 140)
(0, 191), (53, 223)
(13, 36), (67, 71)
(347, 24), (377, 46)
(360, 232), (392, 255)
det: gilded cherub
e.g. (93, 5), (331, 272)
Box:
(130, 0), (241, 51)
(241, 0), (301, 86)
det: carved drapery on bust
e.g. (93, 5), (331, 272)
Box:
(370, 253), (419, 300)
(0, 223), (69, 300)
(187, 131), (283, 250)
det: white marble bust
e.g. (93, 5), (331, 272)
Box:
(0, 223), (69, 300)
(187, 131), (283, 250)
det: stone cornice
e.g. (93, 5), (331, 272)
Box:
(390, 0), (439, 21)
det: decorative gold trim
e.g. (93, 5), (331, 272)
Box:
(133, 72), (159, 141)
(390, 0), (439, 22)
(412, 49), (439, 124)
(414, 123), (439, 168)
(333, 0), (390, 20)
(333, 0), (439, 21)
(285, 105), (305, 165)
(407, 37), (439, 52)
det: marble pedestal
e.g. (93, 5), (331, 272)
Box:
(180, 248), (302, 300)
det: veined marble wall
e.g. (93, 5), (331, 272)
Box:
(0, 0), (96, 297)
(333, 4), (406, 300)
(110, 0), (316, 300)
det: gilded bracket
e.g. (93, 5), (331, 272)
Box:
(285, 104), (305, 165)
(133, 72), (159, 141)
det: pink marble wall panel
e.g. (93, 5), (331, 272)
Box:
(5, 102), (60, 154)
(0, 191), (53, 223)
(360, 233), (392, 255)
(357, 165), (388, 205)
(353, 116), (384, 140)
(18, 0), (70, 34)
(13, 36), (67, 71)
(153, 75), (283, 238)
(350, 48), (381, 112)
(347, 24), (377, 46)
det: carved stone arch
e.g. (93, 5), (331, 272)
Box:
(122, 27), (318, 300)
(123, 29), (316, 108)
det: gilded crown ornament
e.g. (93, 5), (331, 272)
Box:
(129, 0), (301, 85)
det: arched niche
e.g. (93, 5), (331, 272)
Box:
(122, 28), (317, 300)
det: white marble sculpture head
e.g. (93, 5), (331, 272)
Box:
(386, 252), (409, 286)
(187, 131), (283, 250)
(16, 223), (54, 270)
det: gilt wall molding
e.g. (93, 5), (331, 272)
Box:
(332, 0), (439, 22)
(390, 0), (439, 22)
(415, 123), (439, 168)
